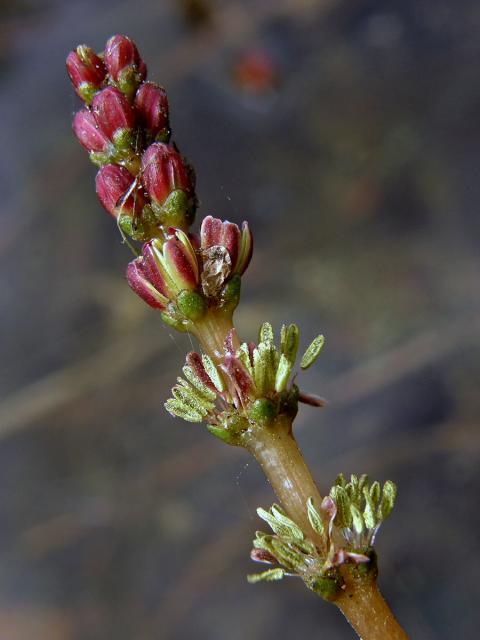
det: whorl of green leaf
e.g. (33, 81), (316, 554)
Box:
(300, 335), (325, 369)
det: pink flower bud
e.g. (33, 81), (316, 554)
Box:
(200, 216), (253, 276)
(72, 109), (110, 153)
(158, 229), (200, 292)
(92, 87), (135, 143)
(104, 35), (147, 98)
(66, 45), (106, 103)
(126, 258), (169, 310)
(95, 164), (142, 218)
(126, 232), (200, 310)
(134, 82), (169, 139)
(141, 143), (193, 205)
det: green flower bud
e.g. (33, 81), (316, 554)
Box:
(177, 290), (206, 321)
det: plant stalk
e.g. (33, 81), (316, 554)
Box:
(244, 414), (408, 640)
(192, 309), (236, 363)
(193, 317), (408, 639)
(336, 577), (408, 640)
(243, 414), (326, 552)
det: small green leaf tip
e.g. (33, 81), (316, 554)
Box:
(247, 568), (285, 583)
(280, 323), (300, 363)
(259, 321), (274, 345)
(307, 497), (325, 537)
(201, 354), (225, 392)
(257, 505), (304, 539)
(379, 480), (397, 521)
(300, 335), (325, 369)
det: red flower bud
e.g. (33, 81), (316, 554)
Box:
(72, 109), (110, 153)
(134, 82), (169, 139)
(126, 258), (169, 310)
(66, 45), (106, 103)
(95, 164), (142, 218)
(126, 232), (200, 311)
(91, 87), (135, 143)
(141, 143), (193, 206)
(104, 35), (147, 99)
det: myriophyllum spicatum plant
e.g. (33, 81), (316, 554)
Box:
(67, 35), (408, 640)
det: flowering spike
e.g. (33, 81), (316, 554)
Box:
(134, 81), (170, 141)
(104, 34), (146, 99)
(66, 46), (106, 104)
(300, 335), (325, 370)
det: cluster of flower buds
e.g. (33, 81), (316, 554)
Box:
(248, 477), (396, 600)
(126, 216), (253, 329)
(67, 35), (196, 241)
(165, 321), (325, 441)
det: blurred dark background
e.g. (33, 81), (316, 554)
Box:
(1, 0), (480, 638)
